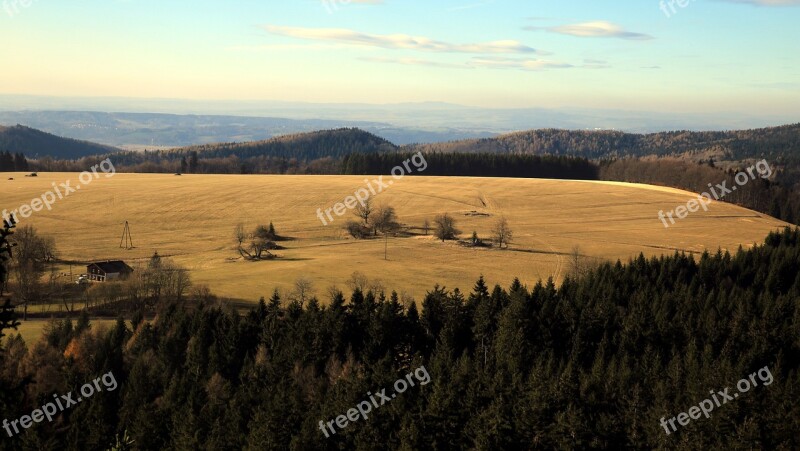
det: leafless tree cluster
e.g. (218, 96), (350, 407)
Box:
(125, 254), (192, 309)
(345, 271), (385, 295)
(345, 198), (401, 239)
(235, 223), (278, 260)
(567, 245), (597, 280)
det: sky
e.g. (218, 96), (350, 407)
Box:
(0, 0), (799, 118)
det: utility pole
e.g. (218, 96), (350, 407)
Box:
(384, 233), (388, 260)
(120, 221), (134, 250)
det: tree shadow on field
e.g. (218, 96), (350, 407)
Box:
(511, 248), (574, 257)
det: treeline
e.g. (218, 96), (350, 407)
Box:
(342, 152), (599, 179)
(409, 124), (800, 192)
(27, 128), (394, 175)
(1, 227), (799, 449)
(408, 123), (800, 162)
(28, 150), (600, 181)
(600, 158), (800, 225)
(31, 152), (344, 175)
(0, 151), (29, 172)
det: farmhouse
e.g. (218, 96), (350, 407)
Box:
(87, 260), (133, 282)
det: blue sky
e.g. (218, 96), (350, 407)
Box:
(0, 0), (798, 117)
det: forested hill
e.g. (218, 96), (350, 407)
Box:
(96, 127), (398, 170)
(2, 226), (798, 449)
(181, 127), (398, 160)
(12, 123), (800, 168)
(406, 123), (800, 160)
(0, 125), (119, 160)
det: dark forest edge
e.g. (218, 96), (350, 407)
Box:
(1, 216), (798, 449)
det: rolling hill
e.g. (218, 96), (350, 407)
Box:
(6, 122), (800, 170)
(407, 123), (800, 161)
(180, 128), (398, 160)
(0, 124), (119, 159)
(104, 128), (399, 168)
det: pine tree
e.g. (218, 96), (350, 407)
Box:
(13, 153), (28, 171)
(188, 151), (199, 173)
(0, 219), (18, 340)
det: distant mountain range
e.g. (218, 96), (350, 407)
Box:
(2, 95), (797, 149)
(0, 110), (496, 148)
(3, 122), (800, 177)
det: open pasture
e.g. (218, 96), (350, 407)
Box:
(0, 172), (787, 303)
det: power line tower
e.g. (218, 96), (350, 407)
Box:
(120, 221), (134, 250)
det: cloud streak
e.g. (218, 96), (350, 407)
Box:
(359, 56), (469, 69)
(359, 55), (589, 71)
(528, 21), (653, 41)
(469, 57), (574, 71)
(264, 25), (544, 54)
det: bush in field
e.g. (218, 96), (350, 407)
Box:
(345, 220), (371, 239)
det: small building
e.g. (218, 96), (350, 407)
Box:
(86, 260), (133, 282)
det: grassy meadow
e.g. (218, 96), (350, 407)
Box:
(1, 172), (788, 305)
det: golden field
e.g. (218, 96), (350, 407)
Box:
(0, 172), (789, 304)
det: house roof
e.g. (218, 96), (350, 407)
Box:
(88, 260), (133, 274)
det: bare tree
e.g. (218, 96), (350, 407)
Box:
(368, 279), (386, 295)
(433, 213), (461, 242)
(234, 223), (247, 248)
(373, 205), (400, 235)
(492, 217), (513, 249)
(191, 284), (216, 303)
(11, 226), (56, 320)
(568, 245), (593, 279)
(347, 271), (369, 293)
(422, 219), (430, 236)
(124, 267), (149, 311)
(326, 285), (344, 303)
(355, 197), (373, 227)
(143, 257), (192, 306)
(290, 277), (315, 307)
(168, 264), (192, 301)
